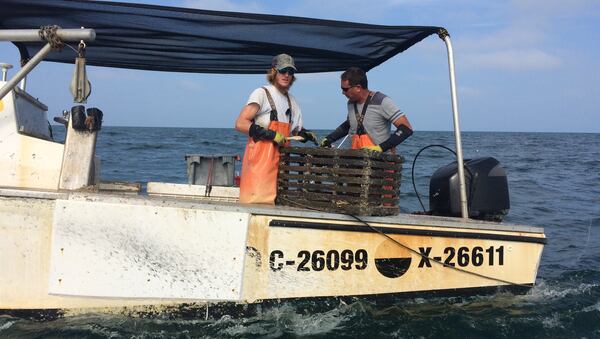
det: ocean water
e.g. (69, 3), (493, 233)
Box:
(1, 127), (599, 338)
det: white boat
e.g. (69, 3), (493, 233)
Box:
(0, 0), (545, 317)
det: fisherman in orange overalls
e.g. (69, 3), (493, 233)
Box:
(319, 67), (413, 152)
(235, 54), (317, 204)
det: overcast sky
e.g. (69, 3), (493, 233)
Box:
(1, 0), (598, 132)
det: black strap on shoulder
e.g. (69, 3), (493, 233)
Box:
(261, 87), (293, 123)
(284, 92), (292, 120)
(262, 87), (278, 121)
(353, 92), (373, 135)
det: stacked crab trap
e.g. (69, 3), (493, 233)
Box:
(277, 147), (404, 216)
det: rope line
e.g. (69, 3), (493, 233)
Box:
(278, 196), (533, 288)
(411, 144), (456, 212)
(205, 158), (215, 197)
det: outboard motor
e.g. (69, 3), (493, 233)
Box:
(429, 157), (509, 221)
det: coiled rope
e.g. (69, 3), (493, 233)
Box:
(38, 25), (64, 50)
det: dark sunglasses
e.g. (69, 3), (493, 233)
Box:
(341, 85), (357, 92)
(278, 68), (295, 75)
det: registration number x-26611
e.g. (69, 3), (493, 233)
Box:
(418, 245), (505, 268)
(269, 249), (368, 272)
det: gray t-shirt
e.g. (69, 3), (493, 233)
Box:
(346, 91), (404, 145)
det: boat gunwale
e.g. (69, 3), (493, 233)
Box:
(0, 186), (546, 235)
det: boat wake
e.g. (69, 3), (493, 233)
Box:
(2, 277), (599, 338)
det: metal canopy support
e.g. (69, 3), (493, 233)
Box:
(439, 30), (469, 219)
(0, 28), (96, 101)
(0, 43), (52, 101)
(0, 29), (95, 42)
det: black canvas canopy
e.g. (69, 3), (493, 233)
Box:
(0, 0), (443, 74)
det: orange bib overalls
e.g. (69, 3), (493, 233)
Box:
(350, 93), (396, 154)
(351, 93), (377, 149)
(239, 87), (292, 204)
(350, 93), (396, 204)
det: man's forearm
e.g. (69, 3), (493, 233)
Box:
(379, 124), (413, 151)
(249, 122), (276, 141)
(325, 120), (351, 143)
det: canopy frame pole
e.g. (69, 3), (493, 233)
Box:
(439, 29), (469, 219)
(0, 28), (96, 42)
(0, 28), (96, 101)
(0, 43), (52, 101)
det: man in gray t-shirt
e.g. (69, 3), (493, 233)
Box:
(320, 67), (413, 152)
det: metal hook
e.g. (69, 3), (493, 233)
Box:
(77, 40), (86, 57)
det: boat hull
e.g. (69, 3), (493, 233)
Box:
(0, 189), (545, 313)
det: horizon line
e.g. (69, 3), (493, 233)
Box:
(49, 124), (600, 134)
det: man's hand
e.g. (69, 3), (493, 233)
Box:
(362, 145), (382, 152)
(319, 138), (332, 148)
(273, 132), (286, 146)
(298, 129), (318, 145)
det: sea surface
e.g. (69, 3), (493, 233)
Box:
(1, 127), (599, 338)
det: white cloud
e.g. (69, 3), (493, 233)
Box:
(457, 85), (481, 97)
(453, 0), (592, 72)
(431, 0), (595, 73)
(462, 49), (560, 71)
(177, 79), (203, 92)
(183, 0), (265, 13)
(295, 72), (338, 83)
(91, 67), (138, 80)
(459, 28), (546, 51)
(283, 0), (405, 22)
(511, 0), (597, 17)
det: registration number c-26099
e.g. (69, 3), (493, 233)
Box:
(269, 249), (368, 272)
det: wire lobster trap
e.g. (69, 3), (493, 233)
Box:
(277, 147), (403, 216)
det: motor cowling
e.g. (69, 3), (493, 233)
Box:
(429, 157), (509, 221)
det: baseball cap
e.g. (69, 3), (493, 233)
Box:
(272, 54), (297, 71)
